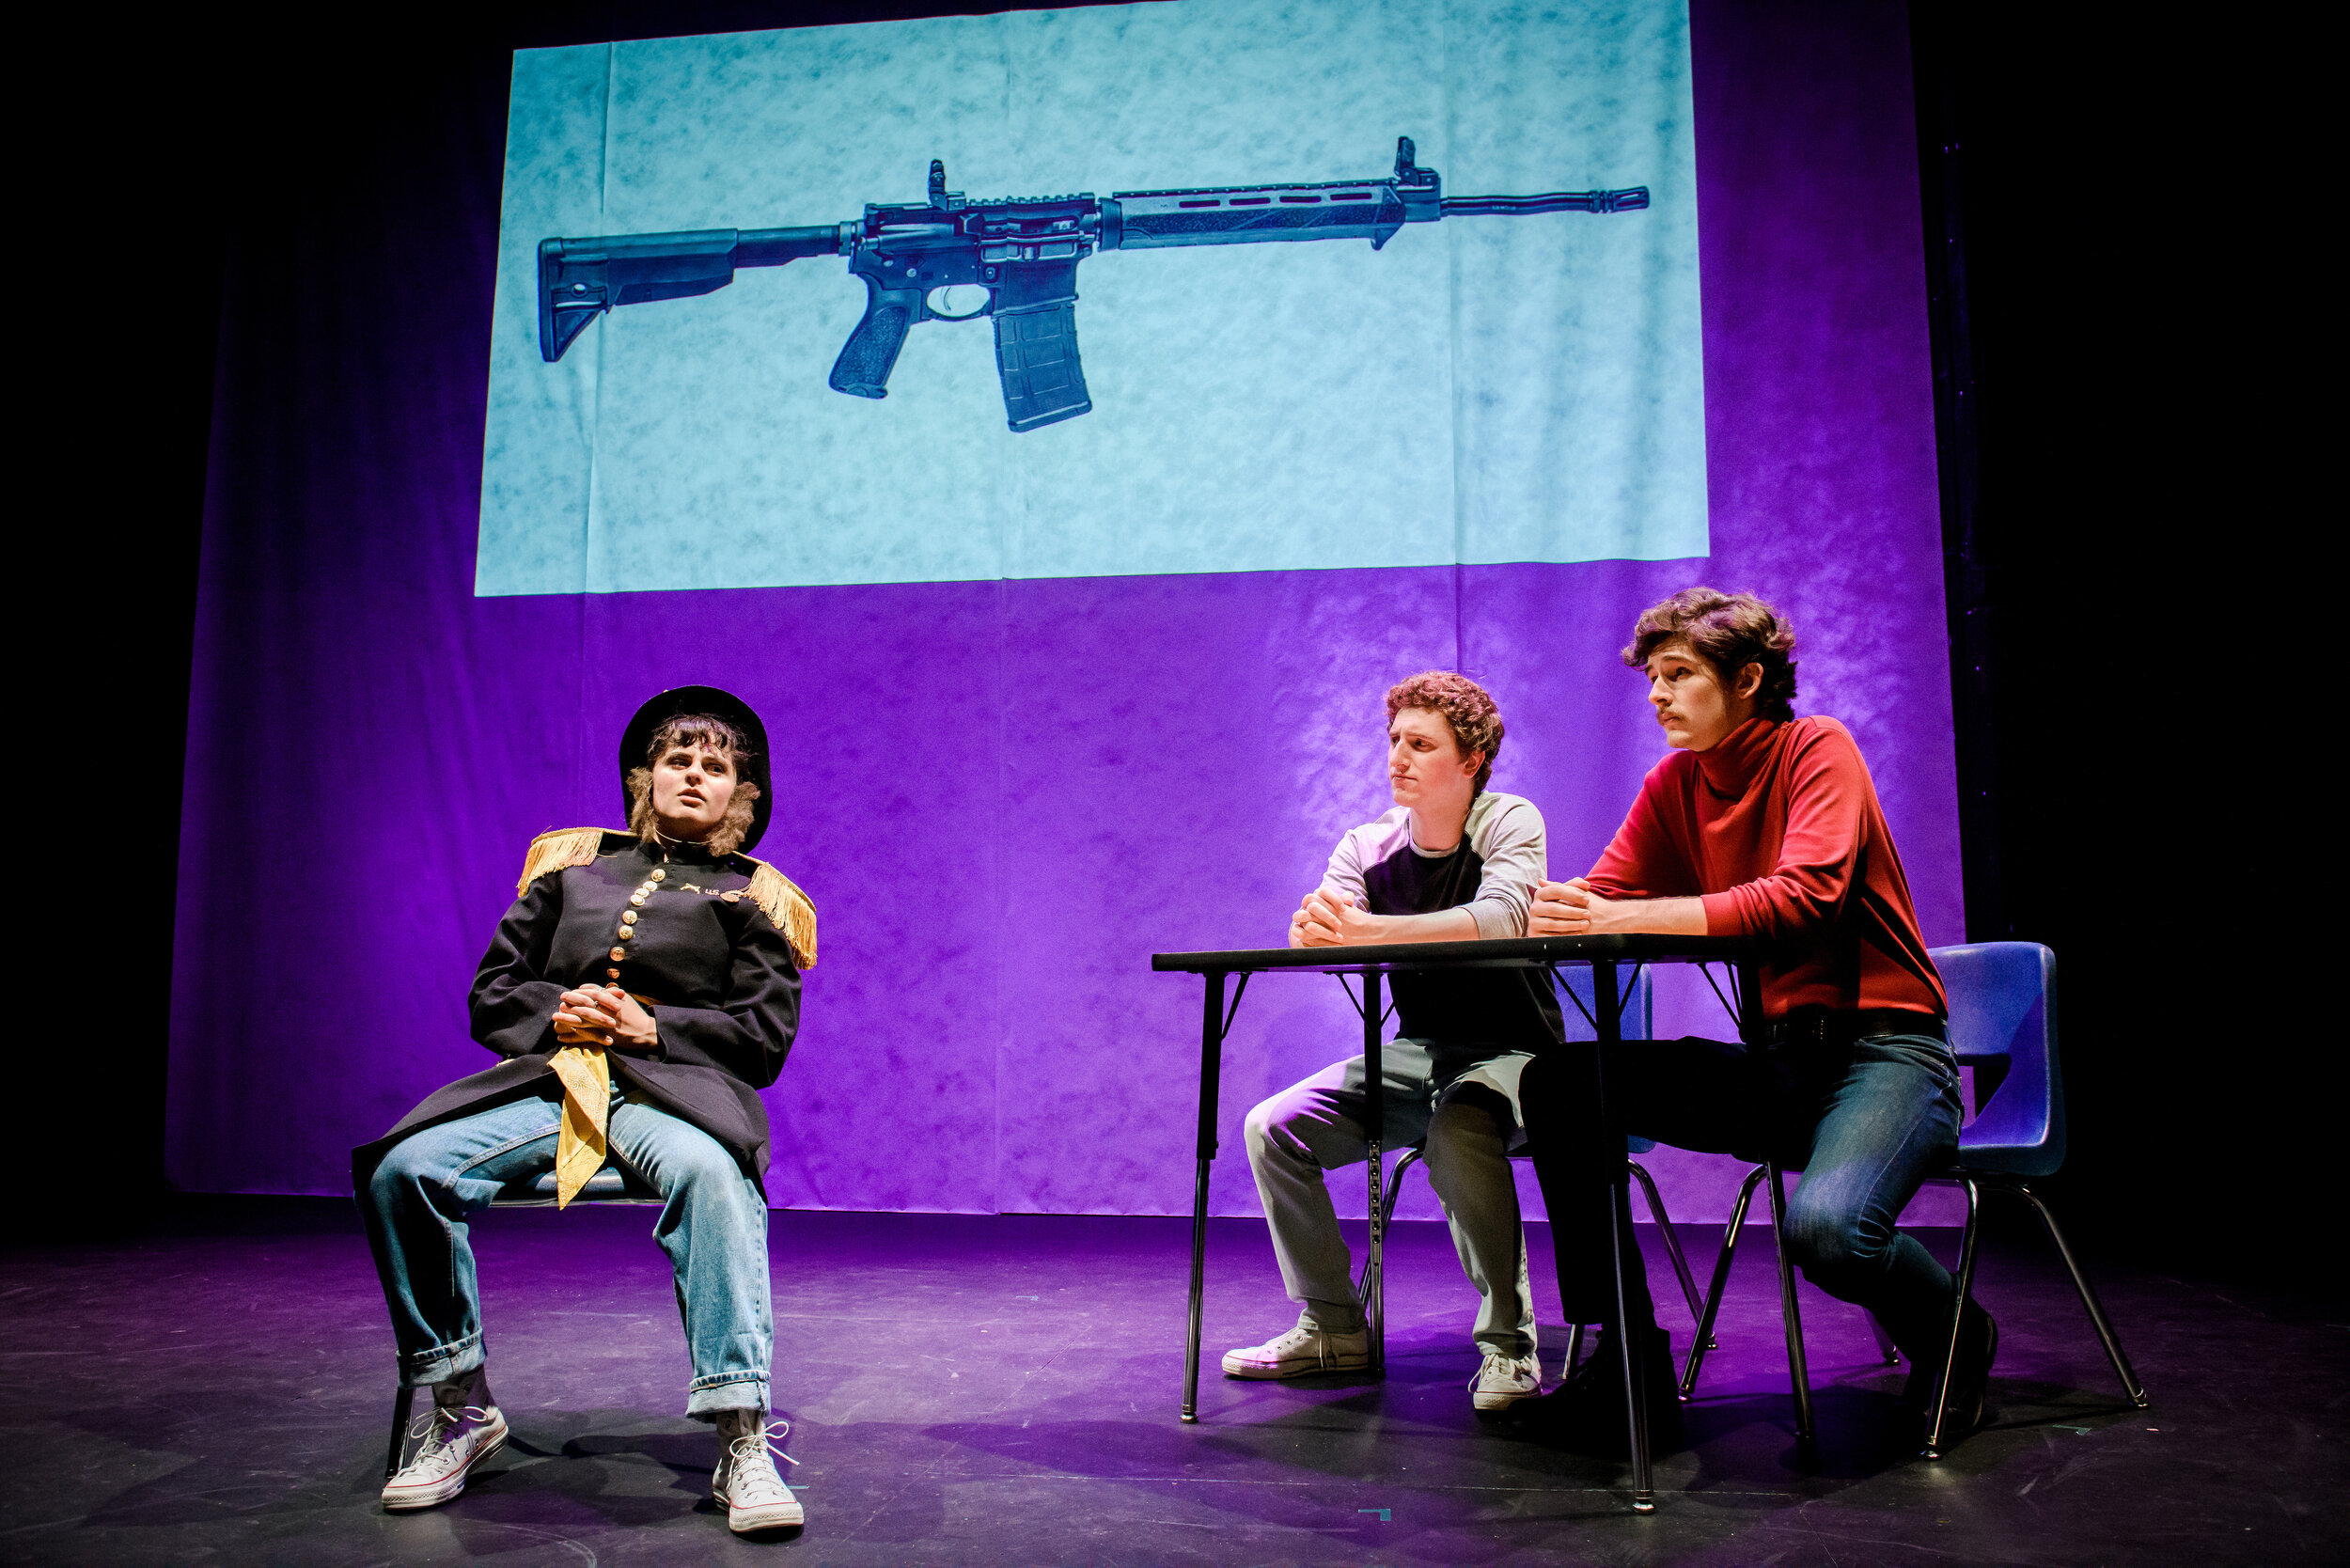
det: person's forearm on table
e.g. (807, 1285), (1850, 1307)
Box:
(1353, 907), (1480, 944)
(1292, 889), (1482, 947)
(1532, 881), (1710, 937)
(1600, 895), (1707, 935)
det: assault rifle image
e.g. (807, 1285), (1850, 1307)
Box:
(538, 136), (1648, 432)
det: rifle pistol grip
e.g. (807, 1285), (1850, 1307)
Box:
(830, 275), (921, 399)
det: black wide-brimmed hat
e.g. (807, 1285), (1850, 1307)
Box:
(619, 685), (773, 855)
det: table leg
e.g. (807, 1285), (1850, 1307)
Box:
(1733, 958), (1763, 1045)
(1594, 959), (1654, 1511)
(1362, 967), (1385, 1375)
(1182, 969), (1227, 1423)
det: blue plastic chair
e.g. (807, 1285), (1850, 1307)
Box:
(1912, 941), (2148, 1451)
(1678, 942), (2149, 1456)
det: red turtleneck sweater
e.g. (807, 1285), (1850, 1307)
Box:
(1585, 715), (1947, 1020)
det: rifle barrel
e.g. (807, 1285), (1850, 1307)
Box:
(1441, 189), (1649, 216)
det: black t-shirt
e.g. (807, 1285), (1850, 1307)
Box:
(1323, 792), (1564, 1047)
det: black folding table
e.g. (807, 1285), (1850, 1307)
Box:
(1151, 933), (1759, 1513)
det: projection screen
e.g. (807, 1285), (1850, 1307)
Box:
(478, 0), (1706, 594)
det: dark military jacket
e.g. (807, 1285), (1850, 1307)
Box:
(352, 831), (813, 1191)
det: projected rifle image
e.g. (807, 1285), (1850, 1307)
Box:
(538, 137), (1648, 433)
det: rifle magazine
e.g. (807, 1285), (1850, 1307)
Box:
(995, 303), (1092, 431)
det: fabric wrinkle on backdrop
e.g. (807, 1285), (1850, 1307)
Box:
(167, 0), (1961, 1229)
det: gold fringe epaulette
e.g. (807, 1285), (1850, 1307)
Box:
(742, 858), (819, 969)
(517, 826), (614, 896)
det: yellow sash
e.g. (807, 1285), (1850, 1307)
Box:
(548, 1045), (610, 1208)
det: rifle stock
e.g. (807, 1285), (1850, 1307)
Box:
(538, 226), (840, 361)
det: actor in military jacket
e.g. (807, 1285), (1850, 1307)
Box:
(353, 828), (810, 1190)
(355, 687), (816, 1536)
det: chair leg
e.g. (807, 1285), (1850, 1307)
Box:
(1680, 1163), (1766, 1400)
(1629, 1160), (1707, 1331)
(1561, 1320), (1584, 1381)
(1356, 1148), (1423, 1306)
(1921, 1174), (1983, 1459)
(2013, 1180), (2149, 1407)
(385, 1385), (416, 1482)
(1866, 1311), (1901, 1366)
(1763, 1162), (1815, 1441)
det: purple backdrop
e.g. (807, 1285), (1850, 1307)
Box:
(167, 0), (1959, 1224)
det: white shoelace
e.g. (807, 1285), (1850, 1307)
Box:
(725, 1418), (802, 1501)
(1277, 1325), (1357, 1368)
(1467, 1353), (1535, 1391)
(400, 1404), (493, 1478)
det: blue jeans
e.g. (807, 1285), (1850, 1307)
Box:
(359, 1092), (773, 1419)
(1523, 1030), (1965, 1356)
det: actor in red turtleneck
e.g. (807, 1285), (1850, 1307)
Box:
(1582, 709), (1947, 1019)
(1517, 588), (1993, 1450)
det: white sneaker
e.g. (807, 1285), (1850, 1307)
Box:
(1221, 1319), (1371, 1379)
(1469, 1351), (1543, 1411)
(714, 1413), (804, 1533)
(382, 1400), (509, 1511)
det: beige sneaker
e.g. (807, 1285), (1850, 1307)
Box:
(1469, 1351), (1543, 1411)
(382, 1399), (508, 1511)
(1220, 1318), (1371, 1379)
(713, 1411), (804, 1533)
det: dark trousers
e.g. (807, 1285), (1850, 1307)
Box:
(1522, 1029), (1965, 1357)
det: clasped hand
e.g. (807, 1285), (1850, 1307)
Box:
(1529, 876), (1613, 936)
(1289, 887), (1384, 948)
(551, 983), (659, 1052)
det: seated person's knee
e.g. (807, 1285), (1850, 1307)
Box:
(1423, 1086), (1511, 1171)
(368, 1137), (435, 1204)
(1782, 1198), (1886, 1278)
(660, 1137), (743, 1196)
(1243, 1096), (1287, 1155)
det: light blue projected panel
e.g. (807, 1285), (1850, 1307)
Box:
(477, 0), (1706, 595)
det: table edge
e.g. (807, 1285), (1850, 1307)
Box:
(1149, 934), (1758, 973)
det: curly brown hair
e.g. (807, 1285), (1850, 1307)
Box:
(625, 713), (762, 857)
(1622, 588), (1798, 721)
(1385, 671), (1504, 793)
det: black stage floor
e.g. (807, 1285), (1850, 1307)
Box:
(1, 1202), (2342, 1565)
